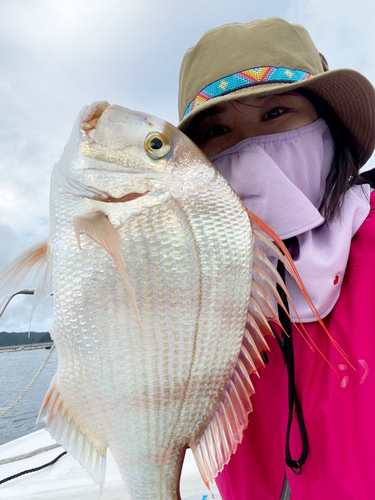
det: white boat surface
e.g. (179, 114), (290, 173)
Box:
(0, 429), (221, 499)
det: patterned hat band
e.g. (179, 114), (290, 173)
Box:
(183, 66), (313, 118)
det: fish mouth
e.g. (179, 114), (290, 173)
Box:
(80, 101), (110, 131)
(94, 191), (150, 203)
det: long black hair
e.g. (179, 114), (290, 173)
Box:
(297, 88), (367, 222)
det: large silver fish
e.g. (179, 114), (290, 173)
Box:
(0, 102), (324, 499)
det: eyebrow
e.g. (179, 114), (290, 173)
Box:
(192, 91), (298, 132)
(206, 92), (296, 115)
(204, 98), (264, 117)
(239, 91), (298, 104)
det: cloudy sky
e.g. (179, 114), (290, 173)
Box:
(0, 0), (374, 331)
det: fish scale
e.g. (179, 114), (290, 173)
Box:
(0, 102), (327, 499)
(49, 153), (251, 498)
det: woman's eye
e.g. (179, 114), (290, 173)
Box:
(201, 125), (230, 141)
(262, 107), (286, 121)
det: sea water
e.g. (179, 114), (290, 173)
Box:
(0, 349), (221, 500)
(0, 348), (58, 446)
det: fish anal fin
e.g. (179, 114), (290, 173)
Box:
(74, 211), (141, 325)
(37, 374), (107, 490)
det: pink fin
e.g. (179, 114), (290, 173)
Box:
(248, 297), (274, 338)
(0, 240), (52, 332)
(38, 374), (107, 490)
(190, 208), (354, 485)
(248, 209), (353, 370)
(190, 341), (259, 483)
(251, 260), (313, 347)
(74, 211), (141, 325)
(190, 319), (265, 484)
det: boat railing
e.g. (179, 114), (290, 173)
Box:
(0, 290), (35, 319)
(0, 290), (53, 347)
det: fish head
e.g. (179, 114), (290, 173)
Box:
(55, 101), (215, 202)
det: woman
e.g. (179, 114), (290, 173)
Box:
(177, 18), (375, 500)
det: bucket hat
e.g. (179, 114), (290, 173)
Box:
(178, 17), (375, 166)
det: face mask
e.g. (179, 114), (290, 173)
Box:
(210, 119), (370, 321)
(210, 119), (334, 240)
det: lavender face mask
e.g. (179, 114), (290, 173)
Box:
(210, 119), (370, 321)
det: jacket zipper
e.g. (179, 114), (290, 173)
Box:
(279, 474), (291, 500)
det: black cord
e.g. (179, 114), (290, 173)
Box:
(275, 258), (309, 475)
(0, 451), (67, 485)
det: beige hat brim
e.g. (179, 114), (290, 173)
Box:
(178, 68), (375, 166)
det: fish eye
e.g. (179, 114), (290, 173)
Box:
(144, 133), (171, 159)
(150, 137), (163, 149)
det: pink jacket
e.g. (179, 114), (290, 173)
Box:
(215, 191), (375, 500)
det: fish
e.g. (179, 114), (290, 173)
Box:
(0, 101), (340, 499)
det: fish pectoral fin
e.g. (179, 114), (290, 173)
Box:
(0, 240), (52, 327)
(74, 211), (141, 325)
(38, 374), (107, 491)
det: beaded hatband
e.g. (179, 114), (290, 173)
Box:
(183, 66), (313, 118)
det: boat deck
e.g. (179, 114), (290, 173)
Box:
(0, 430), (221, 499)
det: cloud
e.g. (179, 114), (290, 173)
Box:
(0, 223), (25, 268)
(285, 0), (375, 171)
(1, 0), (375, 331)
(286, 0), (375, 81)
(0, 130), (52, 234)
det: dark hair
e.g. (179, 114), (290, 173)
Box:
(188, 88), (368, 222)
(297, 88), (365, 222)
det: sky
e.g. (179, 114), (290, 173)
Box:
(0, 0), (374, 331)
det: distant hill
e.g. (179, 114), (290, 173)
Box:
(0, 331), (52, 347)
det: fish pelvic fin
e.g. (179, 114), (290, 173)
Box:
(0, 240), (52, 333)
(74, 211), (141, 325)
(37, 374), (107, 492)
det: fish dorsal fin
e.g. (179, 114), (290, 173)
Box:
(38, 374), (107, 491)
(74, 211), (141, 325)
(248, 210), (353, 369)
(189, 222), (280, 486)
(0, 240), (52, 328)
(189, 324), (268, 486)
(190, 209), (348, 486)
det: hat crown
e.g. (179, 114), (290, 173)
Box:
(178, 17), (325, 121)
(177, 17), (375, 166)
